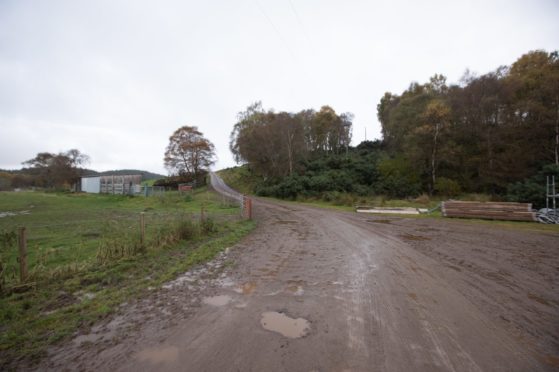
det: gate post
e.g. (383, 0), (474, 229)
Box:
(242, 196), (252, 220)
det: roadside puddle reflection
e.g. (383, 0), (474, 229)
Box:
(260, 311), (310, 338)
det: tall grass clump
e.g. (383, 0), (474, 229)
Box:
(0, 229), (18, 291)
(176, 217), (198, 240)
(96, 231), (145, 264)
(200, 216), (216, 234)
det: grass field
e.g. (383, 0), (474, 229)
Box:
(0, 189), (255, 366)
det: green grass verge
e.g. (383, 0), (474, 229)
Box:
(0, 190), (255, 367)
(275, 196), (559, 233)
(217, 166), (559, 233)
(217, 166), (261, 195)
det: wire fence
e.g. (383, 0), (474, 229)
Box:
(209, 171), (253, 219)
(2, 174), (247, 292)
(0, 203), (243, 292)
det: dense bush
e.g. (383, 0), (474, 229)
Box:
(375, 156), (422, 198)
(254, 150), (381, 199)
(506, 165), (559, 209)
(236, 141), (559, 206)
(154, 171), (207, 189)
(434, 177), (462, 197)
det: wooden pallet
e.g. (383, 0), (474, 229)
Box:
(442, 201), (537, 222)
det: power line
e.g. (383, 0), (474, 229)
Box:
(287, 0), (315, 51)
(253, 0), (299, 63)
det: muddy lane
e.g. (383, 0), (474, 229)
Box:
(118, 200), (373, 371)
(41, 198), (555, 371)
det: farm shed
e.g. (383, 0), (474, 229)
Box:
(81, 176), (101, 193)
(81, 174), (142, 195)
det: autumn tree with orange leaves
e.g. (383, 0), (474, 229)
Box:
(164, 126), (216, 178)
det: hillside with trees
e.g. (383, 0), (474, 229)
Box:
(227, 50), (559, 207)
(0, 149), (165, 191)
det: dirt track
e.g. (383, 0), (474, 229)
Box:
(41, 196), (558, 371)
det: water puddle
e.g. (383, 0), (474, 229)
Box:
(73, 315), (125, 345)
(260, 311), (310, 338)
(367, 219), (392, 224)
(161, 273), (196, 290)
(74, 333), (104, 345)
(216, 277), (235, 288)
(136, 346), (179, 364)
(0, 210), (30, 218)
(202, 295), (231, 306)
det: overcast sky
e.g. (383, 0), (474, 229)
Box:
(1, 0), (558, 174)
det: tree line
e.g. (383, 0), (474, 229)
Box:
(228, 50), (559, 205)
(0, 124), (219, 191)
(0, 149), (90, 190)
(378, 50), (559, 195)
(230, 102), (353, 179)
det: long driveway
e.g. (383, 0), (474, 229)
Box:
(43, 174), (559, 371)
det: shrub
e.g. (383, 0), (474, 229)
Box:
(351, 184), (371, 197)
(333, 193), (356, 206)
(414, 193), (430, 204)
(307, 175), (332, 192)
(506, 164), (559, 209)
(434, 177), (461, 197)
(176, 218), (198, 241)
(376, 156), (422, 198)
(322, 191), (341, 202)
(200, 217), (216, 234)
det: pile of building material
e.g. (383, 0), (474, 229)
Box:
(442, 201), (537, 222)
(355, 206), (428, 215)
(536, 209), (559, 224)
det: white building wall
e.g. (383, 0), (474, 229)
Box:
(81, 177), (101, 193)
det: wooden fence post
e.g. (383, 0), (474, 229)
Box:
(247, 197), (252, 220)
(18, 227), (28, 282)
(242, 196), (252, 220)
(140, 212), (145, 245)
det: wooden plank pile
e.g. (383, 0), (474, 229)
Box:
(355, 206), (421, 215)
(442, 201), (537, 222)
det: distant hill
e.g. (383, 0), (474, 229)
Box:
(0, 167), (166, 191)
(0, 168), (166, 180)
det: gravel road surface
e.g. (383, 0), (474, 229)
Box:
(40, 178), (559, 371)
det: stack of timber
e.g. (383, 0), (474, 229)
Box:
(442, 201), (537, 222)
(355, 206), (421, 215)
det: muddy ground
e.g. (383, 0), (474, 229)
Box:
(36, 198), (558, 371)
